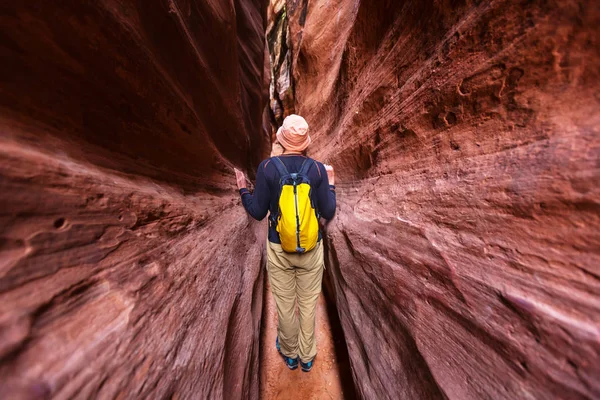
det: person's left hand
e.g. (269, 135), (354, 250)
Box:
(234, 168), (247, 190)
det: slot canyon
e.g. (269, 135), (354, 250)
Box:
(0, 0), (598, 399)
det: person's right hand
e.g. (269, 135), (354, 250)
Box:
(234, 168), (247, 190)
(324, 164), (335, 185)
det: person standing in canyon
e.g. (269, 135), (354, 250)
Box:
(234, 114), (336, 372)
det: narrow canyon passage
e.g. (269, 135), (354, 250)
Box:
(259, 284), (355, 400)
(1, 1), (599, 399)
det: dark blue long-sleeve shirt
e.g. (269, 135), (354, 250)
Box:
(239, 155), (336, 244)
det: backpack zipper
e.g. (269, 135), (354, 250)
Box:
(292, 178), (303, 252)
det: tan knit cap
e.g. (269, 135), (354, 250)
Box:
(276, 114), (311, 152)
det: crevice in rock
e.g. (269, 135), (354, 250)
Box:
(261, 2), (361, 397)
(266, 1), (295, 134)
(321, 266), (359, 399)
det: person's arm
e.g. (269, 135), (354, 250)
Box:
(316, 163), (336, 220)
(236, 162), (271, 221)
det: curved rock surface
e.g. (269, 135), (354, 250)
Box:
(0, 1), (268, 398)
(282, 0), (600, 398)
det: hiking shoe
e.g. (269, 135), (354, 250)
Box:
(276, 337), (298, 370)
(300, 359), (314, 372)
(283, 355), (299, 370)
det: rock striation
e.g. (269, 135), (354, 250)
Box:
(0, 1), (268, 399)
(280, 0), (600, 398)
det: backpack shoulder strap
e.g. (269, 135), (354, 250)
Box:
(299, 158), (319, 217)
(269, 157), (289, 225)
(272, 157), (289, 181)
(299, 158), (314, 176)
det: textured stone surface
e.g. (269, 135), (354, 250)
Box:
(0, 1), (268, 398)
(266, 0), (295, 137)
(284, 0), (600, 398)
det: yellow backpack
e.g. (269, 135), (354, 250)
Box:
(271, 157), (319, 253)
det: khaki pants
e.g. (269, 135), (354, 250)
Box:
(266, 239), (324, 363)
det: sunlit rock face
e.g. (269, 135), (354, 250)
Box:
(282, 0), (600, 398)
(0, 1), (269, 398)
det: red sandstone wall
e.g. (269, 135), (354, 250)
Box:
(2, 0), (599, 398)
(0, 1), (268, 398)
(285, 0), (600, 398)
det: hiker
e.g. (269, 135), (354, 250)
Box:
(234, 114), (336, 372)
